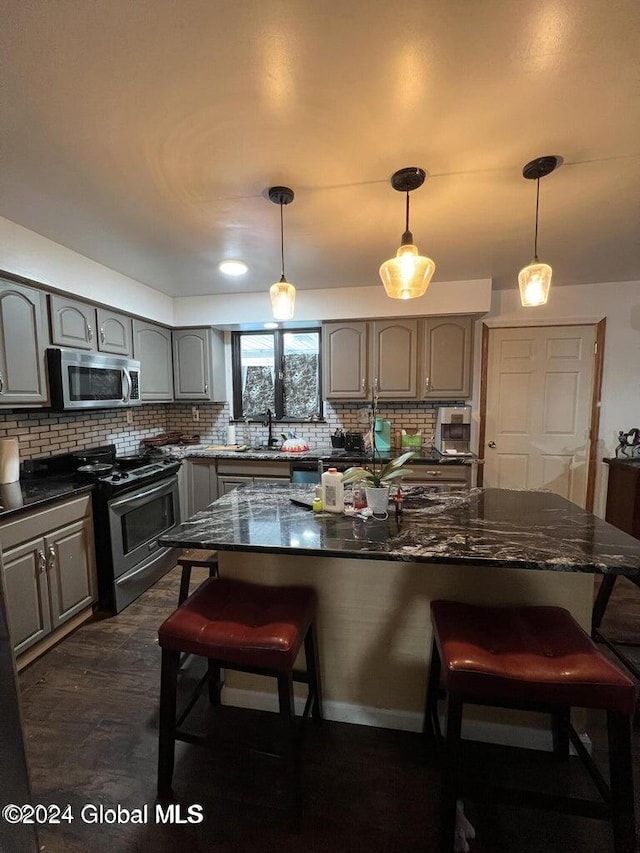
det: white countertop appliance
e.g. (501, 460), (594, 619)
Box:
(435, 406), (472, 456)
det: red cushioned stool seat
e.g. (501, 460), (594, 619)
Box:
(157, 576), (322, 825)
(424, 600), (638, 853)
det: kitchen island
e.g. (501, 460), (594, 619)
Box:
(160, 485), (640, 734)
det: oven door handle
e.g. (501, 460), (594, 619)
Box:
(109, 477), (178, 512)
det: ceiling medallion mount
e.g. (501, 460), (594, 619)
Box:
(390, 167), (427, 193)
(522, 156), (559, 181)
(268, 186), (295, 206)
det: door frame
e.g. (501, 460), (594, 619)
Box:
(477, 319), (606, 511)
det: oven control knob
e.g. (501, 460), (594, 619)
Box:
(120, 472), (130, 478)
(112, 474), (121, 481)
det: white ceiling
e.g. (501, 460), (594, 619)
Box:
(1, 0), (639, 299)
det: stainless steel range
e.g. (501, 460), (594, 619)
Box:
(24, 445), (182, 613)
(89, 451), (182, 613)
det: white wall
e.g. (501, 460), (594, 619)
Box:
(0, 217), (174, 325)
(476, 280), (640, 516)
(173, 278), (493, 326)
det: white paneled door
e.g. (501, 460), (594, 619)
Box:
(483, 325), (596, 507)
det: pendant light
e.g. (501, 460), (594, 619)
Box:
(518, 155), (559, 307)
(268, 186), (296, 321)
(379, 167), (435, 300)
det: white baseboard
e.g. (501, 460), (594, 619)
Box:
(221, 687), (592, 754)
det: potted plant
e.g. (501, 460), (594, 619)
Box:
(341, 451), (415, 514)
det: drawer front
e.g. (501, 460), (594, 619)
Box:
(402, 466), (470, 483)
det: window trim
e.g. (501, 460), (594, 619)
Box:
(231, 327), (323, 421)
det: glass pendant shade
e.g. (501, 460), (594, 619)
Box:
(379, 242), (435, 300)
(270, 276), (296, 320)
(518, 260), (552, 307)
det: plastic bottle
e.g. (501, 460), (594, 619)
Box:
(226, 419), (236, 445)
(321, 467), (344, 513)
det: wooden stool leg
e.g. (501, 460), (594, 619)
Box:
(157, 649), (180, 797)
(552, 708), (570, 760)
(207, 659), (223, 705)
(278, 673), (301, 829)
(607, 711), (636, 853)
(178, 565), (192, 605)
(304, 623), (323, 721)
(439, 695), (463, 853)
(424, 637), (442, 741)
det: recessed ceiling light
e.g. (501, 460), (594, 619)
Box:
(263, 322), (278, 329)
(218, 259), (248, 276)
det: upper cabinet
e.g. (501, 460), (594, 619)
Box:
(0, 279), (49, 406)
(132, 321), (174, 402)
(49, 295), (133, 356)
(370, 319), (418, 399)
(322, 322), (368, 400)
(172, 328), (226, 402)
(420, 316), (473, 400)
(323, 315), (474, 402)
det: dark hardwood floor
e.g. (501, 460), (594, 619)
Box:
(17, 568), (640, 852)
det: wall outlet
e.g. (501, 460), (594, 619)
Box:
(126, 409), (133, 425)
(192, 406), (200, 422)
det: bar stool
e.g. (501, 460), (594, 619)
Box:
(157, 576), (323, 823)
(424, 600), (638, 853)
(176, 549), (218, 604)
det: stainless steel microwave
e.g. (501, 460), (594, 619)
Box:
(47, 348), (142, 410)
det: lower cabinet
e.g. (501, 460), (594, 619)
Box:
(0, 495), (97, 659)
(183, 459), (219, 515)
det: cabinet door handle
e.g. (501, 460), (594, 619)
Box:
(204, 382), (208, 395)
(100, 327), (105, 344)
(425, 376), (431, 395)
(361, 378), (366, 392)
(37, 549), (46, 573)
(0, 371), (4, 393)
(87, 323), (94, 342)
(47, 545), (57, 570)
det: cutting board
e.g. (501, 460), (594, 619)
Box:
(206, 444), (249, 452)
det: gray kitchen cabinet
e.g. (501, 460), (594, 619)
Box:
(420, 315), (474, 400)
(133, 320), (174, 401)
(216, 459), (290, 496)
(49, 295), (133, 355)
(400, 463), (473, 491)
(184, 459), (218, 515)
(370, 319), (418, 399)
(172, 327), (226, 402)
(323, 318), (418, 400)
(0, 279), (49, 406)
(322, 321), (369, 400)
(0, 495), (97, 659)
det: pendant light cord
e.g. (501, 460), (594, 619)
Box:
(280, 202), (286, 280)
(533, 177), (540, 261)
(405, 191), (410, 233)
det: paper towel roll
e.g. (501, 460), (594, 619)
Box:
(0, 438), (20, 484)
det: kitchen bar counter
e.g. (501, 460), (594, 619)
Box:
(160, 484), (640, 576)
(159, 484), (640, 729)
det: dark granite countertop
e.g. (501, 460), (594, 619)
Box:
(171, 444), (479, 466)
(159, 483), (640, 576)
(0, 477), (95, 520)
